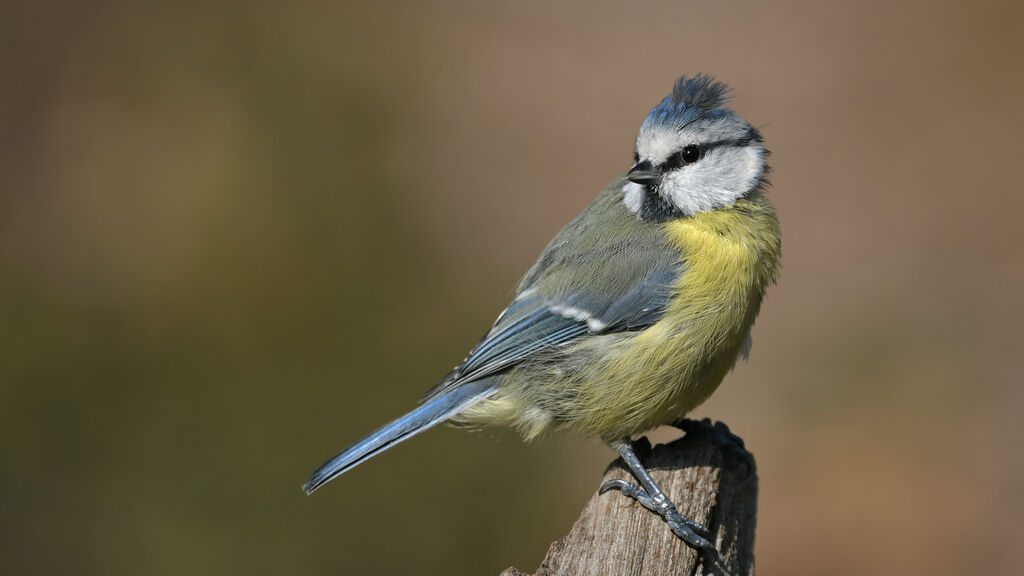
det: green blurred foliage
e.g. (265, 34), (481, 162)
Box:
(1, 1), (1022, 575)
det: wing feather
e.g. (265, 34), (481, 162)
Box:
(423, 178), (682, 400)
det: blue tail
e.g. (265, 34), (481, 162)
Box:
(303, 381), (494, 494)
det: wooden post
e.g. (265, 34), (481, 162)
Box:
(501, 419), (758, 576)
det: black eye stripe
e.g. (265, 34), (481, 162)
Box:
(655, 135), (757, 171)
(660, 145), (702, 171)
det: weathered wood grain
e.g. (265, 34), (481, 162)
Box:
(501, 419), (757, 576)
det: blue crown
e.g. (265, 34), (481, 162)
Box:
(643, 74), (732, 130)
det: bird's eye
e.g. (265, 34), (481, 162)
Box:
(660, 144), (704, 171)
(633, 151), (640, 163)
(680, 145), (701, 163)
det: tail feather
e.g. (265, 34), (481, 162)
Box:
(303, 381), (494, 494)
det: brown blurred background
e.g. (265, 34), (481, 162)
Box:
(2, 1), (1022, 574)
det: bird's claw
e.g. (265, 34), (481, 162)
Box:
(600, 478), (716, 553)
(599, 479), (658, 509)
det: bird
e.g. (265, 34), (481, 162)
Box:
(304, 74), (781, 554)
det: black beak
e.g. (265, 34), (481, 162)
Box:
(627, 161), (660, 185)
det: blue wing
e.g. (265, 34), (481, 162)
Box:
(424, 178), (682, 399)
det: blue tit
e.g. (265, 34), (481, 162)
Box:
(304, 74), (781, 554)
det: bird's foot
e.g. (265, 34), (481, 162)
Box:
(600, 478), (716, 555)
(673, 418), (747, 452)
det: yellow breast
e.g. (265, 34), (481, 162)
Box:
(574, 193), (781, 440)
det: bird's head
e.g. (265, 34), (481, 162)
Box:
(623, 75), (768, 221)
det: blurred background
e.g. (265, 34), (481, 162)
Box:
(2, 1), (1022, 574)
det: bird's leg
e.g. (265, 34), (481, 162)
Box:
(599, 438), (717, 555)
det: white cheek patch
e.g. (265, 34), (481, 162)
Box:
(622, 181), (645, 214)
(661, 144), (765, 215)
